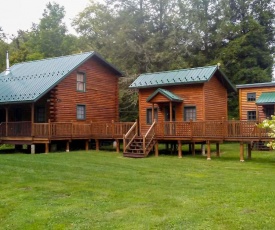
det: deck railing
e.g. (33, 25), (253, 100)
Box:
(0, 120), (271, 140)
(155, 120), (270, 139)
(123, 120), (138, 153)
(143, 120), (156, 155)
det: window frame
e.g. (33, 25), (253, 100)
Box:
(247, 92), (256, 102)
(247, 111), (256, 121)
(35, 106), (46, 123)
(77, 104), (86, 120)
(76, 72), (86, 92)
(146, 107), (158, 125)
(184, 106), (196, 121)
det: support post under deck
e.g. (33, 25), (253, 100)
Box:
(115, 139), (120, 153)
(178, 140), (182, 158)
(66, 141), (70, 152)
(216, 143), (220, 157)
(95, 139), (99, 151)
(155, 141), (159, 157)
(85, 140), (89, 151)
(240, 142), (244, 162)
(45, 143), (49, 154)
(207, 141), (211, 160)
(247, 143), (252, 160)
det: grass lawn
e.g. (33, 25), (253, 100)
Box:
(1, 143), (275, 229)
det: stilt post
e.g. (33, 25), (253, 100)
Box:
(178, 140), (182, 158)
(240, 142), (244, 162)
(207, 141), (211, 160)
(155, 141), (159, 157)
(216, 143), (220, 157)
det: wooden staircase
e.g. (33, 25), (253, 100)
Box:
(123, 120), (156, 158)
(123, 136), (156, 158)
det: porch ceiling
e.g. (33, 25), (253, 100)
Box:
(256, 92), (275, 105)
(146, 88), (183, 103)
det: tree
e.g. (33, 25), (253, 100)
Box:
(0, 27), (8, 71)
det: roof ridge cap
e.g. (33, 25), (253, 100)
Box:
(12, 51), (95, 66)
(141, 65), (217, 75)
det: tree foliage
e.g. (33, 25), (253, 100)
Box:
(1, 0), (274, 120)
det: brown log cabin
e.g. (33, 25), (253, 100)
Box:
(236, 82), (275, 121)
(0, 52), (272, 160)
(124, 66), (273, 160)
(0, 51), (133, 153)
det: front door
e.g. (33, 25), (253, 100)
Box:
(164, 105), (176, 135)
(164, 105), (176, 121)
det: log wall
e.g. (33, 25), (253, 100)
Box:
(138, 75), (229, 134)
(239, 86), (275, 120)
(203, 75), (228, 120)
(53, 58), (120, 123)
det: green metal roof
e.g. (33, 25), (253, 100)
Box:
(129, 65), (236, 93)
(147, 88), (183, 102)
(256, 92), (275, 105)
(0, 51), (123, 104)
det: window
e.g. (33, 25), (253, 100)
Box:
(184, 106), (196, 121)
(77, 105), (86, 120)
(146, 108), (158, 124)
(247, 111), (256, 120)
(77, 72), (86, 92)
(247, 93), (256, 101)
(35, 106), (46, 123)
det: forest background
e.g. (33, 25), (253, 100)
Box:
(0, 0), (274, 121)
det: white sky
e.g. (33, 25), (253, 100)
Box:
(0, 0), (96, 39)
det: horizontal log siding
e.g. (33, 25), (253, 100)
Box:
(203, 75), (228, 120)
(239, 86), (275, 120)
(139, 85), (204, 135)
(54, 58), (119, 123)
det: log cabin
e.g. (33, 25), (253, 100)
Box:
(0, 51), (133, 153)
(236, 82), (275, 121)
(123, 65), (237, 158)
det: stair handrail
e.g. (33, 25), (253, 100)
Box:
(123, 120), (138, 153)
(143, 120), (156, 155)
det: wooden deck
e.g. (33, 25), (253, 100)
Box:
(0, 121), (134, 144)
(0, 120), (272, 158)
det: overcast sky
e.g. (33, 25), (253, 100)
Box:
(0, 0), (95, 39)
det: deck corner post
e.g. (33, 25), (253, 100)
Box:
(155, 141), (159, 157)
(240, 142), (244, 162)
(207, 141), (211, 160)
(178, 140), (182, 158)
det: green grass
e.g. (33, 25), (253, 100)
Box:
(1, 143), (275, 229)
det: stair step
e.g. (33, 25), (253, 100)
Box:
(123, 152), (145, 158)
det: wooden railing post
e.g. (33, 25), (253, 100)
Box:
(112, 120), (115, 138)
(143, 135), (146, 154)
(190, 119), (193, 138)
(123, 134), (126, 153)
(48, 119), (51, 138)
(222, 117), (226, 139)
